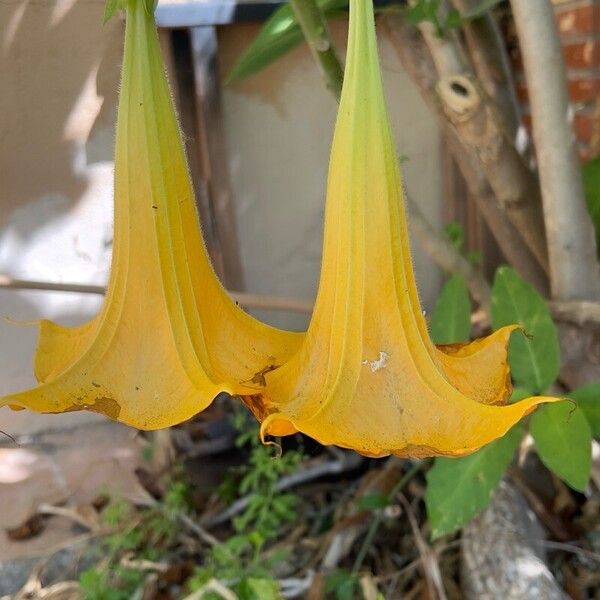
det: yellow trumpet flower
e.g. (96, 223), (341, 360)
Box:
(249, 0), (556, 457)
(1, 0), (300, 429)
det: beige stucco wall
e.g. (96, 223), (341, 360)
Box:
(0, 0), (122, 433)
(0, 2), (442, 431)
(218, 20), (443, 329)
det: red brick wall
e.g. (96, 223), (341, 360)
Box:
(512, 0), (600, 161)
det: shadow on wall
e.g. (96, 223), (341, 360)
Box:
(0, 1), (122, 428)
(0, 0), (123, 225)
(0, 0), (123, 300)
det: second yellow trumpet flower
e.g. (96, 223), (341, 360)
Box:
(245, 0), (557, 457)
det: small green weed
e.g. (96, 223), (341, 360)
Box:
(78, 473), (193, 599)
(188, 407), (305, 599)
(78, 408), (305, 600)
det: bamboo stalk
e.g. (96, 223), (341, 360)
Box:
(510, 0), (600, 301)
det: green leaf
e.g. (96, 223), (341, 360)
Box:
(583, 157), (600, 255)
(226, 0), (347, 83)
(357, 492), (390, 511)
(491, 266), (560, 393)
(444, 8), (464, 28)
(465, 249), (482, 266)
(570, 383), (600, 437)
(405, 0), (440, 26)
(530, 401), (592, 491)
(510, 386), (533, 404)
(425, 425), (522, 539)
(429, 273), (471, 344)
(444, 222), (464, 251)
(325, 570), (358, 600)
(103, 0), (126, 24)
(405, 1), (446, 35)
(244, 578), (281, 600)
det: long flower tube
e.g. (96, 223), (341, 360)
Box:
(0, 0), (301, 429)
(247, 0), (557, 457)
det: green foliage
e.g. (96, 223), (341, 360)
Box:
(424, 263), (594, 535)
(443, 222), (481, 265)
(583, 157), (600, 255)
(226, 0), (347, 83)
(570, 383), (600, 437)
(100, 499), (130, 528)
(425, 425), (522, 539)
(405, 0), (443, 29)
(227, 0), (502, 83)
(242, 578), (282, 600)
(189, 408), (305, 599)
(429, 273), (471, 344)
(406, 0), (502, 36)
(429, 225), (474, 344)
(164, 477), (194, 513)
(357, 492), (391, 511)
(491, 266), (560, 393)
(510, 386), (533, 403)
(188, 565), (283, 600)
(530, 401), (592, 492)
(444, 222), (465, 251)
(80, 428), (303, 600)
(79, 566), (146, 600)
(78, 474), (194, 598)
(425, 264), (593, 535)
(324, 570), (360, 600)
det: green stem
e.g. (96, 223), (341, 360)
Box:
(289, 0), (344, 100)
(351, 459), (429, 574)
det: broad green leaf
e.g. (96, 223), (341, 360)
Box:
(583, 157), (600, 254)
(569, 383), (600, 438)
(491, 266), (560, 393)
(226, 0), (348, 83)
(429, 273), (471, 344)
(510, 386), (533, 403)
(530, 401), (592, 491)
(103, 0), (126, 23)
(425, 425), (522, 539)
